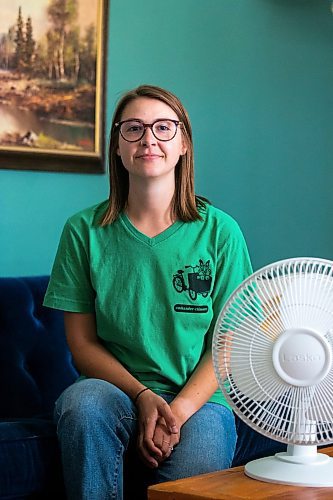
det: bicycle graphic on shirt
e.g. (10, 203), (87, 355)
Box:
(172, 259), (212, 301)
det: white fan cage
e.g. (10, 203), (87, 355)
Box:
(213, 257), (333, 446)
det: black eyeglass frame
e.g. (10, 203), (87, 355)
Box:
(115, 119), (182, 142)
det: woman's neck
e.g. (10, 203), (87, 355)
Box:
(126, 178), (176, 237)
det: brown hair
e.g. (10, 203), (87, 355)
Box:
(100, 84), (207, 226)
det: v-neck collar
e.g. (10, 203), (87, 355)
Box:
(120, 212), (184, 247)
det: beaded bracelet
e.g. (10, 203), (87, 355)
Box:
(134, 387), (150, 404)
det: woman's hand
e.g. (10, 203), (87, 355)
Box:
(152, 417), (181, 463)
(135, 390), (178, 468)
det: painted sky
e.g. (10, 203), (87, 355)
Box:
(0, 0), (98, 39)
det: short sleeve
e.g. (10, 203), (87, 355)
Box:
(43, 218), (95, 313)
(207, 219), (253, 344)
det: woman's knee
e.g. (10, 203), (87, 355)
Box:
(54, 378), (134, 425)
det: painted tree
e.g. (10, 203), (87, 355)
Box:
(0, 26), (15, 69)
(80, 24), (96, 83)
(47, 0), (78, 80)
(0, 35), (7, 68)
(14, 6), (24, 70)
(46, 30), (60, 79)
(33, 41), (47, 77)
(24, 16), (36, 66)
(65, 26), (80, 82)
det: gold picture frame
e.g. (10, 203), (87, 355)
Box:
(0, 0), (108, 173)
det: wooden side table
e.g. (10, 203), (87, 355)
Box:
(148, 446), (333, 499)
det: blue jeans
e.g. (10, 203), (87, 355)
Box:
(54, 378), (236, 500)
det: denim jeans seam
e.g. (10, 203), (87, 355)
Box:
(111, 444), (122, 499)
(110, 421), (131, 499)
(117, 399), (137, 421)
(119, 415), (137, 423)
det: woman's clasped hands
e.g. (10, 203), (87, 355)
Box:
(135, 389), (180, 468)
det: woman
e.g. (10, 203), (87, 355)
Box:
(44, 84), (252, 499)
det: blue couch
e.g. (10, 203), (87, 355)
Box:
(0, 276), (285, 499)
(0, 276), (78, 499)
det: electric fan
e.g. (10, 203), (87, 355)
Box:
(212, 257), (333, 487)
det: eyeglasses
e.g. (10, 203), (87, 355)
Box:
(115, 119), (182, 142)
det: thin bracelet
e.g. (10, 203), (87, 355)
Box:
(134, 387), (150, 404)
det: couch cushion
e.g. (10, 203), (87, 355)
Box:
(0, 417), (65, 498)
(0, 276), (78, 418)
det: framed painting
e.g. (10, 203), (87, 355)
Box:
(0, 0), (107, 173)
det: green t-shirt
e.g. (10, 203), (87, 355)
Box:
(44, 200), (252, 407)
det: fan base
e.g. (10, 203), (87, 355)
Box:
(245, 452), (333, 487)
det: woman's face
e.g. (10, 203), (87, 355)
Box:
(116, 97), (187, 181)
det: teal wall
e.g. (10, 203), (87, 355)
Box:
(1, 0), (333, 276)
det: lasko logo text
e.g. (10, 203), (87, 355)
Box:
(282, 353), (321, 362)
